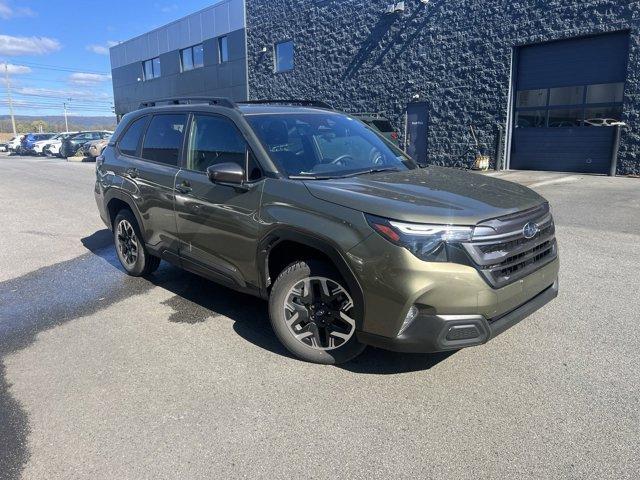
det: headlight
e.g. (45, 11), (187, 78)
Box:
(365, 214), (473, 262)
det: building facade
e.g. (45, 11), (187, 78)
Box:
(110, 0), (247, 116)
(110, 0), (640, 175)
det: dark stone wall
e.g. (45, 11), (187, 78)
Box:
(246, 0), (640, 175)
(112, 28), (248, 116)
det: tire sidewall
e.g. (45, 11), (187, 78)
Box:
(268, 260), (365, 365)
(113, 210), (149, 276)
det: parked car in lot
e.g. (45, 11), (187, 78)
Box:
(0, 142), (7, 152)
(7, 135), (24, 153)
(60, 131), (112, 158)
(96, 97), (559, 364)
(34, 132), (77, 156)
(43, 132), (75, 157)
(82, 136), (111, 158)
(20, 133), (55, 155)
(352, 113), (400, 146)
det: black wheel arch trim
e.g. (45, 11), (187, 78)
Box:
(103, 188), (147, 240)
(257, 226), (366, 329)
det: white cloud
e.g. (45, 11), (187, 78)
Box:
(69, 72), (112, 86)
(86, 40), (118, 56)
(153, 3), (178, 13)
(0, 34), (61, 56)
(0, 1), (36, 20)
(3, 63), (31, 74)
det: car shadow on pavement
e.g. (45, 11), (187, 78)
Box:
(82, 230), (456, 374)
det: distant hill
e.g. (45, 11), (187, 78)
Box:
(0, 115), (117, 133)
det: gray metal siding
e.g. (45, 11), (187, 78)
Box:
(110, 0), (245, 69)
(110, 0), (248, 116)
(111, 29), (248, 115)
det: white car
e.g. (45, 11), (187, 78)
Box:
(34, 132), (77, 156)
(7, 135), (24, 153)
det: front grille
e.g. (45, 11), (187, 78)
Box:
(463, 204), (558, 288)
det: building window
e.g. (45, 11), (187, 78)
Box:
(218, 36), (229, 63)
(180, 44), (204, 72)
(586, 82), (624, 104)
(274, 40), (294, 72)
(143, 57), (161, 80)
(514, 82), (625, 128)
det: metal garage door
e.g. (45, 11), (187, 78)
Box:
(511, 31), (630, 173)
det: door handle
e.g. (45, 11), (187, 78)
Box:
(175, 181), (192, 194)
(125, 167), (139, 178)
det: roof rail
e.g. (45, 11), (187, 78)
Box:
(237, 99), (335, 109)
(138, 97), (237, 109)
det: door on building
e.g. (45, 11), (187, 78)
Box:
(405, 102), (428, 165)
(510, 31), (630, 173)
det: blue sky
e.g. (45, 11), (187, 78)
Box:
(0, 0), (216, 116)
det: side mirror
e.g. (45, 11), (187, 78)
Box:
(206, 162), (245, 185)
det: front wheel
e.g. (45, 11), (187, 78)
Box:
(269, 260), (366, 364)
(113, 210), (160, 276)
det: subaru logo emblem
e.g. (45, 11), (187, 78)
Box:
(522, 222), (539, 239)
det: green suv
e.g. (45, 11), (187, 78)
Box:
(95, 98), (559, 364)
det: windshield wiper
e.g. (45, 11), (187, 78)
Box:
(338, 167), (400, 178)
(288, 174), (338, 180)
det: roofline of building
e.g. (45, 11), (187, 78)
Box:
(109, 0), (230, 52)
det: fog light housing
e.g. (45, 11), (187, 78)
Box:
(445, 324), (481, 341)
(398, 305), (419, 335)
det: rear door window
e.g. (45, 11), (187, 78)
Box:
(118, 117), (148, 157)
(141, 114), (187, 166)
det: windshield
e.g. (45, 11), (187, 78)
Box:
(246, 113), (416, 178)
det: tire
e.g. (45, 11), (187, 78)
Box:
(269, 260), (366, 364)
(113, 209), (161, 276)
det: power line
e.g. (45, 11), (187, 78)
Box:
(9, 92), (114, 105)
(2, 75), (112, 86)
(0, 103), (114, 110)
(13, 61), (111, 75)
(0, 101), (115, 112)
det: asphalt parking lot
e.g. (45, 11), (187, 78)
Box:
(1, 154), (639, 479)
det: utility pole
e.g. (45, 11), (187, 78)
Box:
(63, 101), (69, 132)
(4, 62), (17, 136)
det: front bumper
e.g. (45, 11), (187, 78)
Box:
(346, 232), (559, 353)
(357, 281), (558, 352)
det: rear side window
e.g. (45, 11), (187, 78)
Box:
(141, 114), (187, 166)
(187, 114), (247, 172)
(118, 117), (147, 157)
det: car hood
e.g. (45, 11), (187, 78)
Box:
(303, 166), (546, 225)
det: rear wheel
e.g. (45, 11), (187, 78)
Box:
(269, 260), (365, 364)
(113, 210), (160, 276)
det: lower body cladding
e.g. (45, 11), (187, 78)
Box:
(347, 234), (559, 353)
